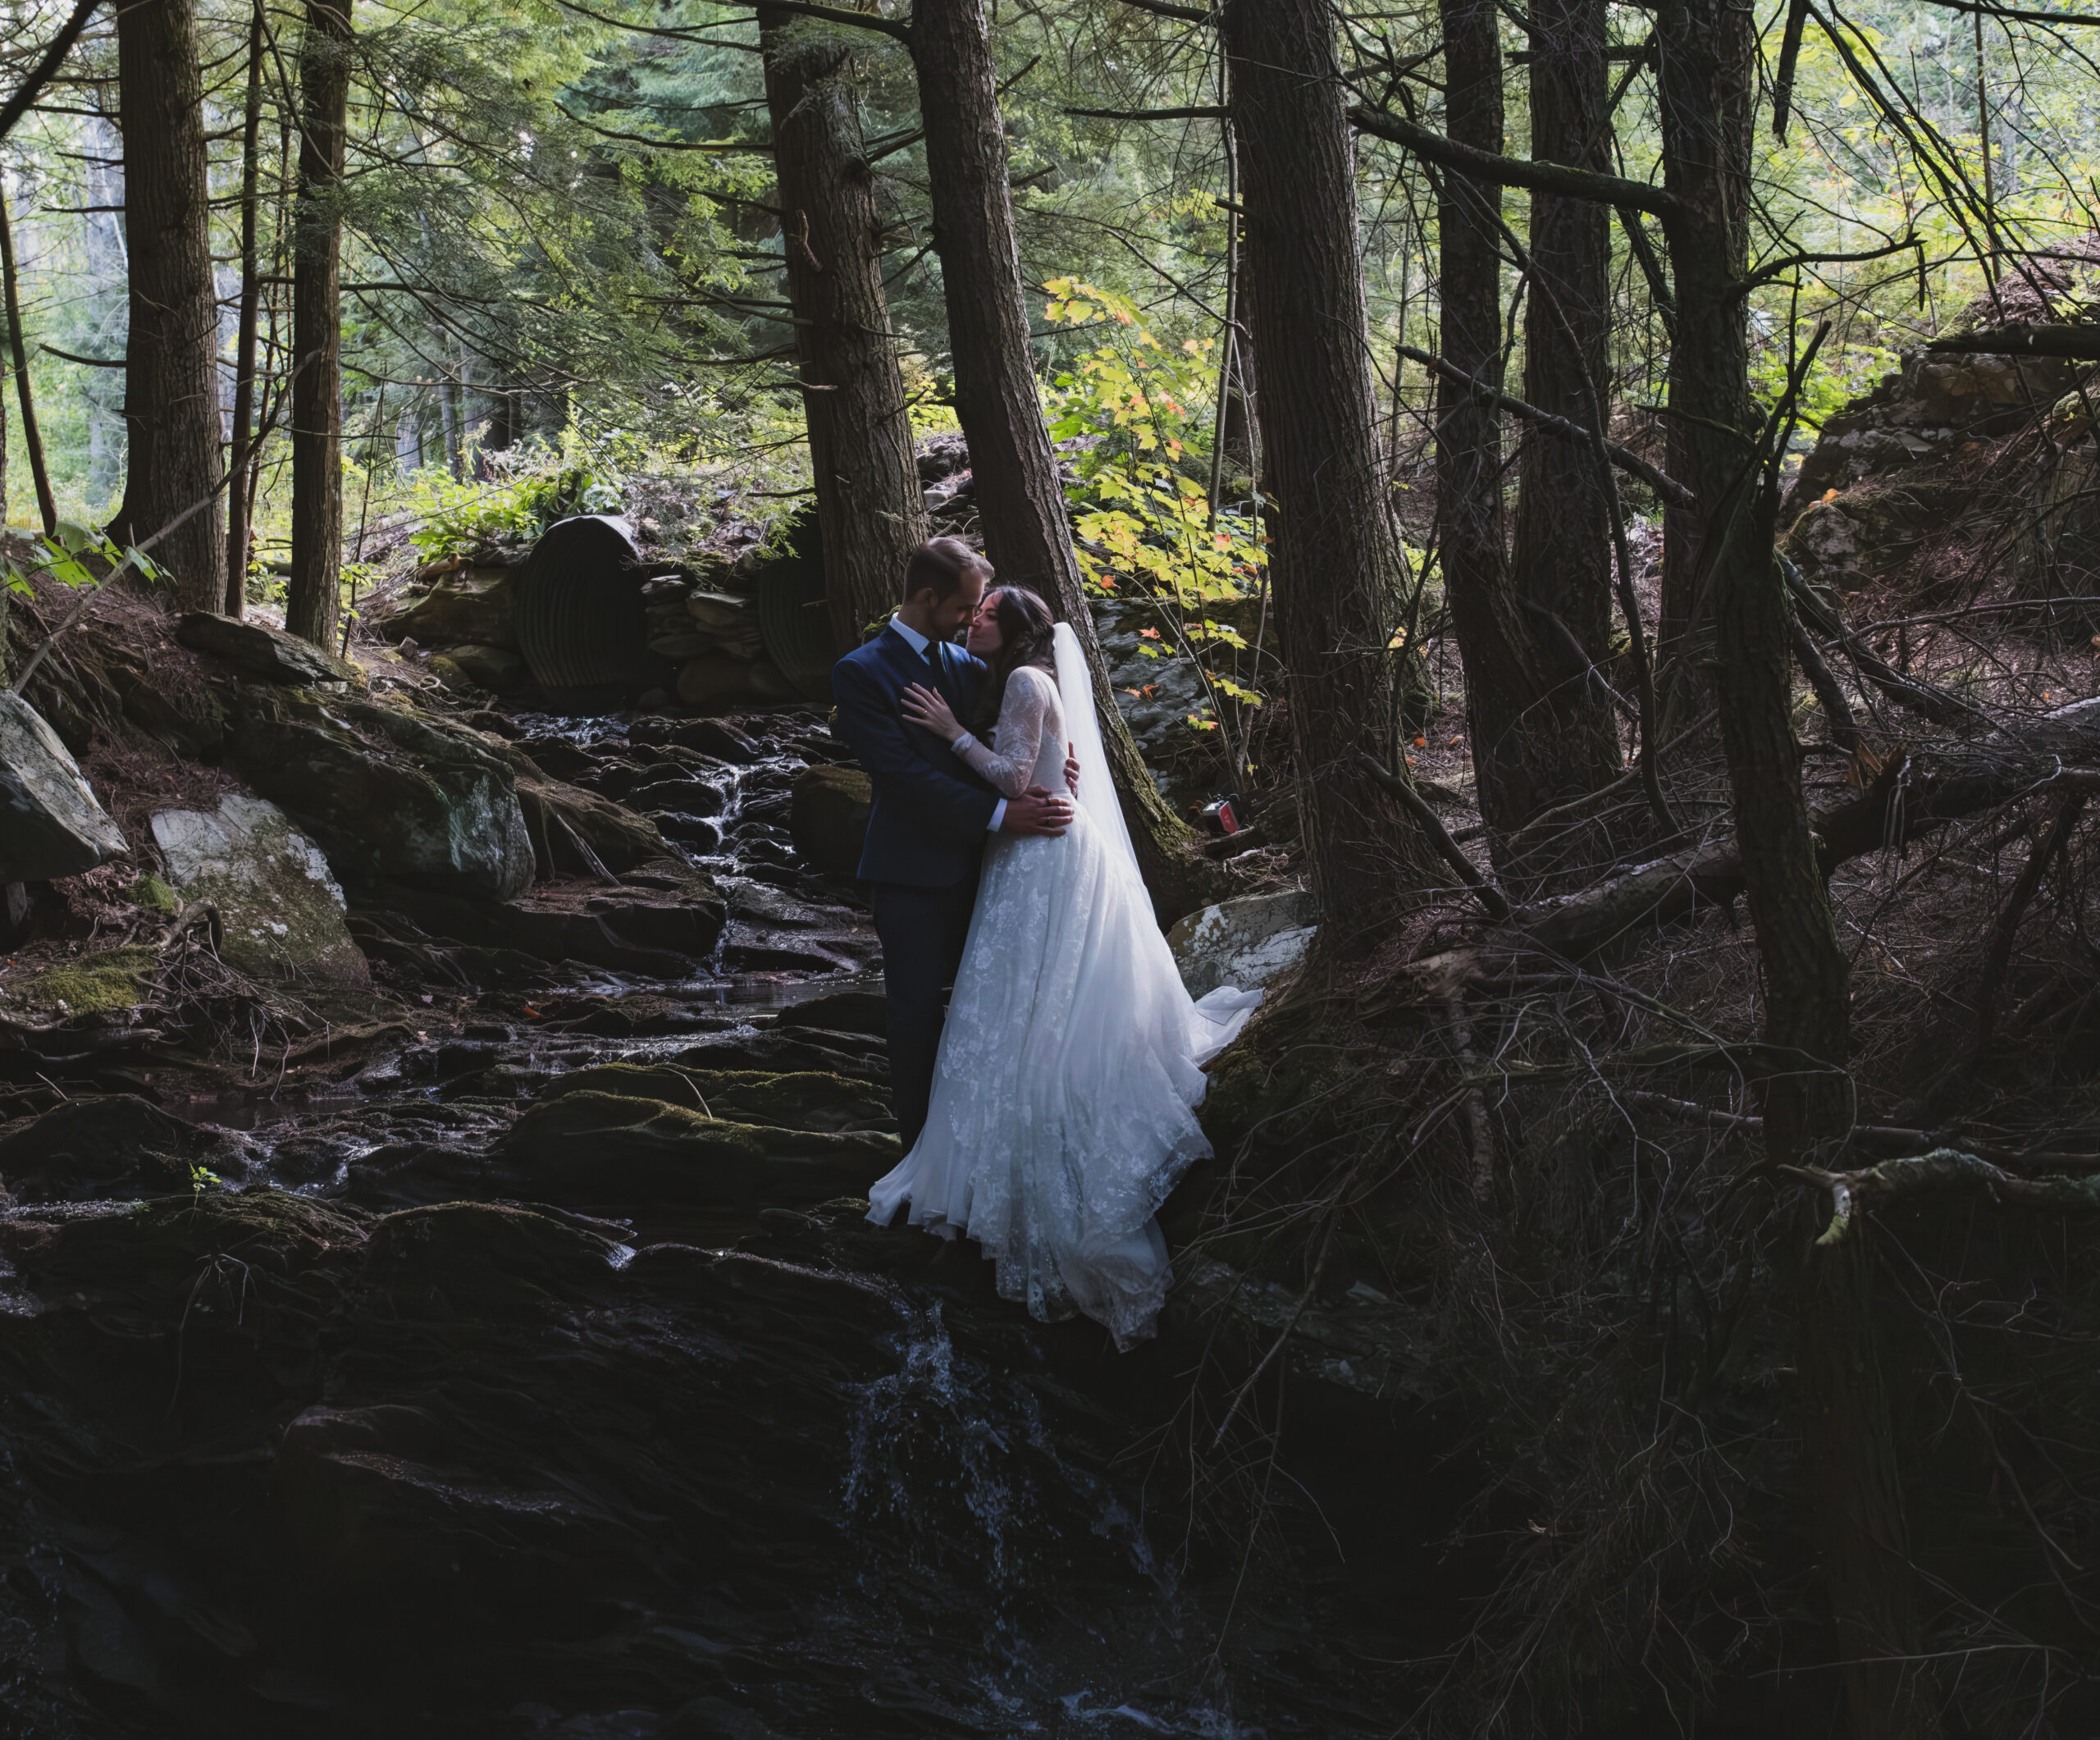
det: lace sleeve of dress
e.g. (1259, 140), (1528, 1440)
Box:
(951, 665), (1053, 799)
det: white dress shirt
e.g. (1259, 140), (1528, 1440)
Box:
(891, 614), (1005, 832)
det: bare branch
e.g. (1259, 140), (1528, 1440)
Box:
(1348, 103), (1681, 219)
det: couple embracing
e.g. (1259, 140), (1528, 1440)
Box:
(831, 537), (1258, 1350)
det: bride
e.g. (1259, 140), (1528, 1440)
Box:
(865, 583), (1259, 1350)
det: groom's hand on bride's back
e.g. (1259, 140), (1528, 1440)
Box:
(1065, 742), (1080, 797)
(1002, 786), (1074, 837)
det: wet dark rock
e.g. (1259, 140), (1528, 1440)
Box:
(676, 719), (763, 763)
(632, 772), (729, 817)
(674, 1030), (886, 1081)
(576, 758), (638, 797)
(0, 690), (128, 884)
(516, 736), (604, 781)
(542, 1064), (889, 1132)
(716, 876), (877, 976)
(176, 611), (363, 687)
(528, 996), (741, 1038)
(443, 642), (528, 693)
(581, 890), (723, 954)
(0, 1094), (253, 1202)
(776, 990), (886, 1038)
(540, 1062), (717, 1111)
(515, 774), (679, 877)
(230, 687), (536, 898)
(356, 879), (723, 977)
(787, 765), (870, 879)
(0, 1158), (1420, 1737)
(651, 813), (724, 851)
(503, 1091), (896, 1205)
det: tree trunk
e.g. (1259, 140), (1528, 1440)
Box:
(112, 0), (224, 609)
(907, 0), (1209, 918)
(224, 0), (266, 616)
(1653, 0), (1754, 664)
(1432, 0), (1538, 872)
(0, 188), (56, 536)
(760, 7), (929, 655)
(1223, 0), (1426, 914)
(1507, 0), (1623, 843)
(285, 0), (351, 648)
(1704, 422), (1938, 1740)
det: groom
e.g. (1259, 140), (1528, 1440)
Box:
(831, 538), (1076, 1151)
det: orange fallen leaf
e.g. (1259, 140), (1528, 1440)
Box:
(1139, 627), (1162, 640)
(1823, 488), (1839, 502)
(1412, 736), (1427, 748)
(1448, 736), (1461, 747)
(1125, 687), (1142, 696)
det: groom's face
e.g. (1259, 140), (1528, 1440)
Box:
(926, 573), (985, 641)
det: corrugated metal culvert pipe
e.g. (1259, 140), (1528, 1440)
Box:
(513, 515), (672, 711)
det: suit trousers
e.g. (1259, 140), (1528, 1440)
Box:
(869, 875), (979, 1158)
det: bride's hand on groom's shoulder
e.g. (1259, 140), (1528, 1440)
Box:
(1002, 786), (1074, 837)
(899, 683), (963, 742)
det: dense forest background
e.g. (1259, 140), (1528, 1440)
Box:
(9, 0), (2100, 1734)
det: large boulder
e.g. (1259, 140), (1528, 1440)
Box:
(1168, 888), (1317, 998)
(228, 688), (534, 897)
(150, 796), (370, 988)
(788, 764), (871, 878)
(0, 690), (126, 882)
(377, 566), (519, 650)
(176, 612), (363, 687)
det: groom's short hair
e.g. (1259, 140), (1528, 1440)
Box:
(905, 537), (989, 602)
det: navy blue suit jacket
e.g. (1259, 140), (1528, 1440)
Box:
(831, 626), (1001, 887)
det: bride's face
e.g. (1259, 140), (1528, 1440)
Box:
(966, 592), (1004, 658)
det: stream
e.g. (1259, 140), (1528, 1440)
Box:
(0, 702), (1449, 1739)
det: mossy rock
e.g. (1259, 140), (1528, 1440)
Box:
(151, 796), (370, 988)
(0, 944), (158, 1022)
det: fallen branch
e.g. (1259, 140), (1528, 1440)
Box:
(1619, 1088), (2100, 1171)
(1782, 559), (1982, 728)
(1360, 754), (1511, 920)
(1924, 324), (2100, 360)
(1508, 744), (2070, 961)
(1783, 1149), (2100, 1246)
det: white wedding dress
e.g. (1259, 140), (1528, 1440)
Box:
(865, 624), (1260, 1350)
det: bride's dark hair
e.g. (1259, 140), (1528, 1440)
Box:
(972, 586), (1058, 733)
